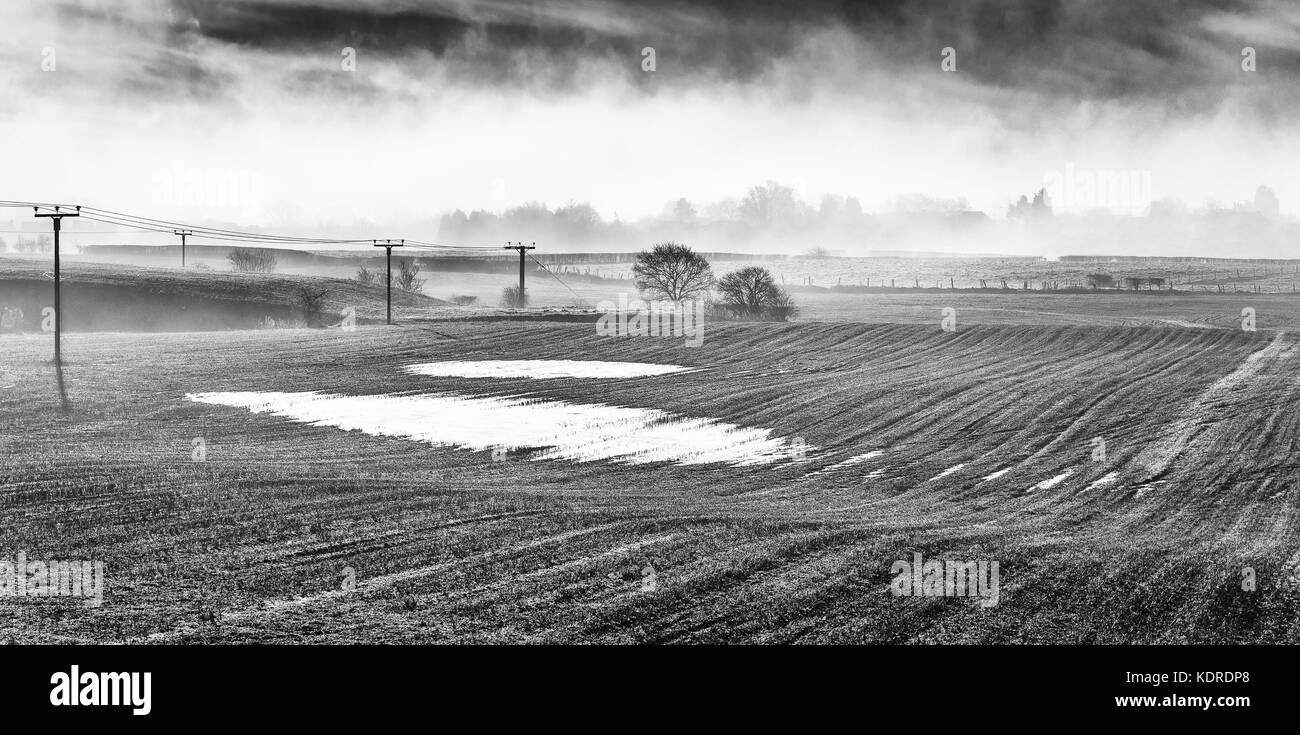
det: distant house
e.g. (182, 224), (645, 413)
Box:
(1086, 273), (1116, 289)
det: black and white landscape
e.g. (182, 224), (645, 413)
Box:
(2, 0), (1300, 646)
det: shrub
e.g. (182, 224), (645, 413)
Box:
(716, 266), (796, 321)
(296, 286), (331, 327)
(228, 248), (278, 273)
(500, 285), (527, 308)
(451, 295), (478, 306)
(394, 258), (425, 293)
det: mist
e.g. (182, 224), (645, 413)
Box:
(2, 0), (1299, 255)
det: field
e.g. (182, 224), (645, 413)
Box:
(3, 314), (1299, 643)
(788, 290), (1300, 328)
(552, 254), (1300, 292)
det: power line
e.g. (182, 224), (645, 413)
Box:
(77, 212), (371, 245)
(528, 252), (592, 306)
(0, 200), (66, 209)
(404, 239), (501, 251)
(75, 210), (498, 250)
(77, 206), (373, 244)
(5, 201), (380, 246)
(0, 229), (160, 234)
(5, 198), (536, 284)
(2, 200), (518, 251)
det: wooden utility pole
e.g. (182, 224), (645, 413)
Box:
(373, 239), (404, 324)
(34, 205), (80, 364)
(174, 230), (192, 267)
(503, 242), (536, 306)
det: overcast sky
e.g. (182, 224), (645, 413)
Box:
(2, 0), (1299, 230)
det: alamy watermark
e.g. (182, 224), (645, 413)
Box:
(891, 552), (1000, 607)
(151, 165), (264, 217)
(50, 666), (150, 715)
(595, 294), (705, 347)
(1043, 163), (1153, 216)
(0, 551), (104, 606)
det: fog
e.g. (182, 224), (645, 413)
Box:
(2, 0), (1299, 256)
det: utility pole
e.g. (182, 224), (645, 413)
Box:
(34, 205), (80, 364)
(174, 229), (192, 267)
(373, 239), (404, 324)
(503, 241), (536, 306)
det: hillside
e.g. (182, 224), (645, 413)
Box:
(0, 258), (454, 331)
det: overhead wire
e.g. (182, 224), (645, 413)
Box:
(2, 199), (534, 253)
(527, 253), (592, 306)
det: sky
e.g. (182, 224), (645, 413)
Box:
(2, 0), (1299, 235)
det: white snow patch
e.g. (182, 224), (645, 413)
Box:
(1083, 472), (1119, 492)
(928, 463), (966, 481)
(187, 390), (803, 466)
(1031, 469), (1074, 491)
(405, 359), (691, 380)
(805, 450), (883, 477)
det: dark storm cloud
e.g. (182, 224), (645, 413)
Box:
(24, 0), (1295, 114)
(176, 1), (473, 53)
(153, 0), (1300, 105)
(168, 0), (846, 88)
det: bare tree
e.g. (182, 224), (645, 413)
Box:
(717, 266), (796, 320)
(394, 258), (425, 293)
(228, 248), (278, 273)
(632, 242), (713, 302)
(295, 286), (331, 327)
